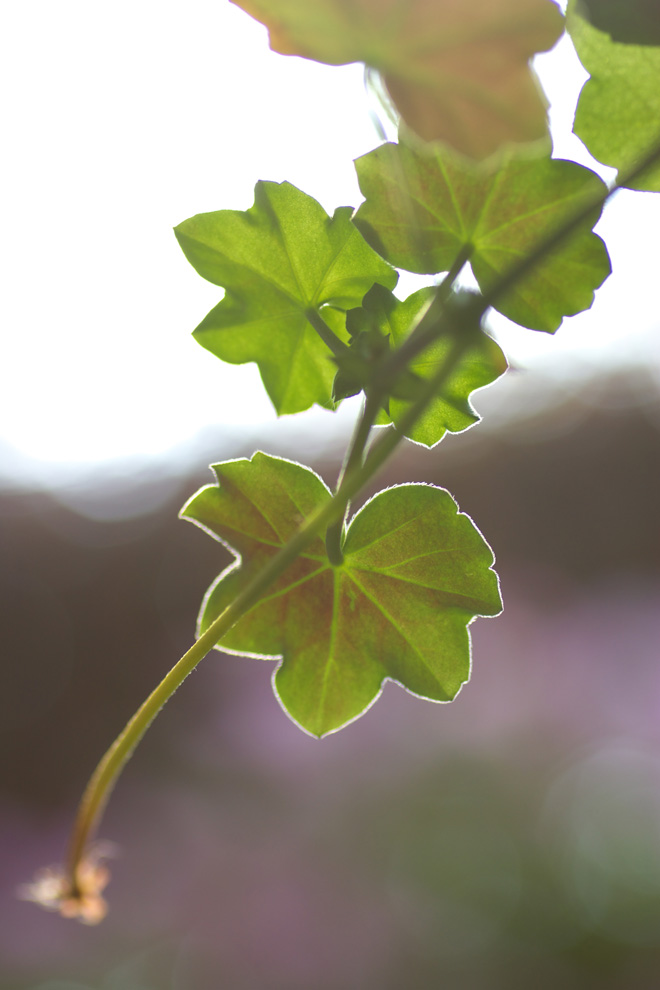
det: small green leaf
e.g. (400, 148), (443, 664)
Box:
(567, 1), (660, 191)
(355, 285), (507, 446)
(354, 142), (611, 332)
(175, 181), (397, 415)
(181, 452), (502, 737)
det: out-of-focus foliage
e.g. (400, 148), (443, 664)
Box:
(230, 0), (564, 158)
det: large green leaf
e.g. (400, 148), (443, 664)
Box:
(181, 452), (502, 736)
(567, 1), (660, 191)
(341, 284), (507, 447)
(353, 142), (611, 332)
(230, 0), (563, 160)
(175, 181), (397, 415)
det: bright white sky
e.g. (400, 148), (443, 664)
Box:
(2, 1), (659, 494)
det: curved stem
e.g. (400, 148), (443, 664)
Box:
(68, 493), (344, 881)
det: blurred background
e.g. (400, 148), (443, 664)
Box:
(2, 1), (660, 988)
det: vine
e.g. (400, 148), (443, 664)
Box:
(19, 0), (660, 923)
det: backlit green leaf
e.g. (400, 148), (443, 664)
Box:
(567, 1), (660, 191)
(353, 142), (611, 332)
(181, 452), (502, 736)
(175, 181), (397, 415)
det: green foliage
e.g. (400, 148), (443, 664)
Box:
(170, 11), (631, 732)
(33, 0), (660, 923)
(182, 452), (502, 736)
(567, 1), (660, 191)
(164, 0), (660, 735)
(354, 142), (611, 332)
(175, 180), (396, 414)
(166, 0), (660, 740)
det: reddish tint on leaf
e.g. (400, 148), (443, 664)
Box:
(182, 453), (502, 736)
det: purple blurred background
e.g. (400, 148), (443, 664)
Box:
(2, 371), (660, 989)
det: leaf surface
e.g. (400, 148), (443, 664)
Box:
(175, 181), (397, 414)
(182, 452), (502, 736)
(230, 0), (564, 159)
(567, 1), (660, 191)
(354, 143), (611, 332)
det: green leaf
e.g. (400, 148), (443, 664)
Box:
(344, 284), (507, 446)
(174, 181), (397, 415)
(230, 0), (564, 160)
(567, 1), (660, 191)
(353, 142), (611, 332)
(181, 452), (502, 737)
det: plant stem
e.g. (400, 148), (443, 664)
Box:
(323, 242), (475, 567)
(304, 307), (351, 358)
(343, 330), (472, 495)
(439, 243), (474, 299)
(68, 484), (344, 883)
(323, 246), (471, 566)
(325, 388), (382, 565)
(370, 245), (474, 397)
